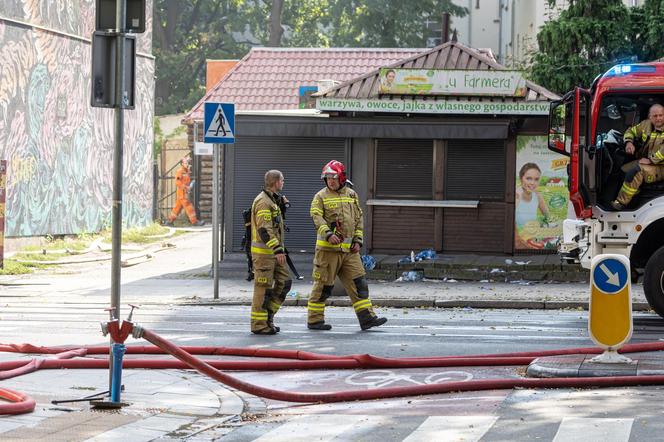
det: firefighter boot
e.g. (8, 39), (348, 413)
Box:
(609, 200), (624, 211)
(252, 326), (278, 335)
(267, 312), (280, 333)
(307, 321), (332, 330)
(357, 309), (388, 330)
(360, 317), (388, 330)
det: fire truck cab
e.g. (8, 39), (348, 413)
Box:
(548, 62), (664, 318)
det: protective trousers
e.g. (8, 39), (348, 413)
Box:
(615, 162), (664, 206)
(251, 254), (291, 332)
(168, 196), (198, 224)
(307, 250), (377, 326)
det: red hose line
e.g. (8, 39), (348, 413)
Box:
(3, 336), (664, 412)
(4, 341), (664, 361)
(0, 388), (36, 415)
(0, 355), (538, 376)
(0, 344), (343, 360)
(140, 328), (664, 403)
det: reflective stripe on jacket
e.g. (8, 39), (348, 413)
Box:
(310, 186), (363, 252)
(250, 190), (285, 256)
(624, 120), (664, 164)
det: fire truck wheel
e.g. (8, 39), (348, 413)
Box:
(643, 245), (664, 319)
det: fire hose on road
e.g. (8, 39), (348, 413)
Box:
(4, 324), (664, 415)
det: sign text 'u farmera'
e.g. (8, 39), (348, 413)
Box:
(378, 68), (527, 97)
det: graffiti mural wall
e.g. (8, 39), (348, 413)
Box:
(0, 0), (154, 237)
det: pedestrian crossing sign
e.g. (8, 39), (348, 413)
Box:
(204, 102), (235, 143)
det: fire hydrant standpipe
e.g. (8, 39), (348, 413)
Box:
(110, 344), (126, 403)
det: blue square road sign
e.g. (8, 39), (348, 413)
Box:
(204, 102), (235, 144)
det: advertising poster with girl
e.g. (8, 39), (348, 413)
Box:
(515, 135), (570, 251)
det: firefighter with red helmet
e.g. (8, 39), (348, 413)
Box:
(307, 160), (387, 331)
(249, 170), (292, 334)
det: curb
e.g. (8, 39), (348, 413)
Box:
(179, 298), (653, 312)
(527, 354), (664, 378)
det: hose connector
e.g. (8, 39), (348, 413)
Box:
(132, 323), (145, 339)
(126, 304), (139, 322)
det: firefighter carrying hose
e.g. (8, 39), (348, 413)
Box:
(611, 103), (664, 210)
(307, 160), (387, 331)
(250, 170), (292, 335)
(165, 156), (204, 226)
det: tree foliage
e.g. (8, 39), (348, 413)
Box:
(325, 0), (467, 47)
(530, 0), (664, 94)
(154, 0), (251, 115)
(639, 0), (664, 62)
(153, 0), (467, 115)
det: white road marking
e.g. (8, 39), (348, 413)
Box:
(402, 415), (497, 442)
(553, 417), (633, 442)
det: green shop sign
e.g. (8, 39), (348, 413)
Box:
(379, 68), (527, 96)
(316, 97), (550, 115)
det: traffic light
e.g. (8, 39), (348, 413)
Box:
(90, 32), (136, 109)
(96, 0), (146, 33)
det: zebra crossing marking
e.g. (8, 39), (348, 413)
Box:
(552, 417), (633, 442)
(402, 415), (497, 442)
(252, 414), (378, 442)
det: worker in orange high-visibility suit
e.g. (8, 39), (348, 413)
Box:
(166, 156), (204, 226)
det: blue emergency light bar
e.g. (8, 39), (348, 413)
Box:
(605, 64), (657, 76)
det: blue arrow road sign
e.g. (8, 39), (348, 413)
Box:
(592, 257), (628, 294)
(204, 102), (235, 143)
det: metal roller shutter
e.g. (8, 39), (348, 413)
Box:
(232, 137), (346, 252)
(446, 140), (505, 200)
(375, 139), (434, 198)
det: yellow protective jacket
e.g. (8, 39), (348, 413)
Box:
(310, 185), (363, 252)
(250, 190), (285, 256)
(623, 120), (664, 164)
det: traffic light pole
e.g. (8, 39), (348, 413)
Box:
(109, 0), (127, 402)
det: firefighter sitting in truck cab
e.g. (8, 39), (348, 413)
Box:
(610, 103), (664, 210)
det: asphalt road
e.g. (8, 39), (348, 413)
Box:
(4, 299), (664, 441)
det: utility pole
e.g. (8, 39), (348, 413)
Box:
(91, 0), (145, 407)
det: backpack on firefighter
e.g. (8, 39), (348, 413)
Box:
(241, 192), (303, 281)
(241, 208), (254, 281)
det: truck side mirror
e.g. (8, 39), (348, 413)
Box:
(548, 101), (570, 156)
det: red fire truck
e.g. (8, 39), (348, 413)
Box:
(548, 62), (664, 317)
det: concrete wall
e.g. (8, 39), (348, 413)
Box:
(0, 1), (155, 237)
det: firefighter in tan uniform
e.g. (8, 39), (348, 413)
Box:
(250, 170), (292, 335)
(611, 104), (664, 210)
(307, 160), (387, 331)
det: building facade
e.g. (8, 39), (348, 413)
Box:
(185, 42), (561, 255)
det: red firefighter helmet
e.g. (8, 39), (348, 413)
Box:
(321, 160), (347, 186)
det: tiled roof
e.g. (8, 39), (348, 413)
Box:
(183, 47), (426, 122)
(316, 40), (559, 102)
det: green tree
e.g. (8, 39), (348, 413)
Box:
(639, 0), (664, 62)
(153, 0), (250, 115)
(327, 0), (467, 47)
(530, 0), (634, 94)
